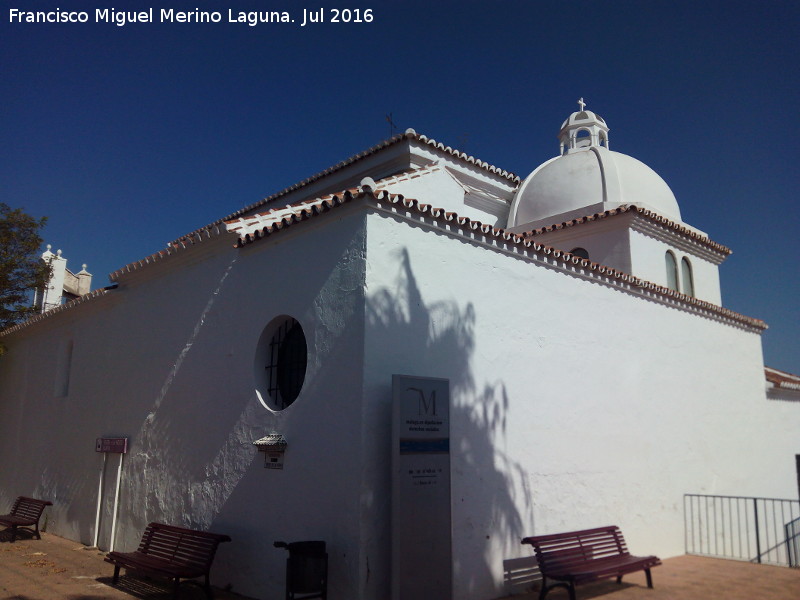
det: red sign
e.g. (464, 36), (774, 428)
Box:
(95, 438), (128, 453)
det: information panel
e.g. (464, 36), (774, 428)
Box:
(95, 437), (128, 453)
(391, 375), (451, 600)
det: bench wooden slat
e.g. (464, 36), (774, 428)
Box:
(105, 522), (231, 600)
(0, 496), (53, 543)
(521, 525), (661, 600)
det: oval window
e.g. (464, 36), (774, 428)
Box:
(255, 316), (308, 411)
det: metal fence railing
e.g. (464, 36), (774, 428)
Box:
(786, 515), (800, 567)
(684, 494), (800, 567)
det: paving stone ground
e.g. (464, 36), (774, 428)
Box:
(501, 553), (800, 600)
(1, 530), (800, 599)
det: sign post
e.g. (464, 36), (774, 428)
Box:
(391, 375), (451, 600)
(94, 437), (128, 551)
(92, 451), (106, 548)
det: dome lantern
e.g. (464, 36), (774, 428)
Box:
(558, 98), (610, 155)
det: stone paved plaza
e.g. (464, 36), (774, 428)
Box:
(1, 532), (799, 600)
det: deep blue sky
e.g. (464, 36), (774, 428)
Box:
(3, 1), (798, 371)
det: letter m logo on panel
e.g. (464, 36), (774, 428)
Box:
(408, 387), (437, 416)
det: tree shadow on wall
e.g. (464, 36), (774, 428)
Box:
(366, 247), (533, 599)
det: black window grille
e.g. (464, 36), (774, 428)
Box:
(570, 247), (590, 260)
(266, 318), (308, 410)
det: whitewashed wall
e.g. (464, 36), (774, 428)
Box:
(0, 199), (797, 600)
(0, 208), (371, 600)
(529, 220), (633, 273)
(362, 207), (799, 600)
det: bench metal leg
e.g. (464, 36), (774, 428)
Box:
(204, 573), (213, 600)
(112, 565), (121, 585)
(567, 582), (577, 600)
(172, 577), (181, 600)
(539, 579), (574, 600)
(537, 575), (548, 600)
(645, 568), (653, 588)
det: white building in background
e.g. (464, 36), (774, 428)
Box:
(0, 103), (798, 600)
(33, 245), (92, 312)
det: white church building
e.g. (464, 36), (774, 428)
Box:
(0, 102), (798, 599)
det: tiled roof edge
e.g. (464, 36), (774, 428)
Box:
(109, 224), (226, 283)
(174, 130), (520, 245)
(229, 185), (403, 247)
(232, 184), (766, 333)
(765, 366), (800, 392)
(412, 131), (520, 182)
(525, 205), (732, 256)
(3, 225), (229, 336)
(0, 288), (111, 337)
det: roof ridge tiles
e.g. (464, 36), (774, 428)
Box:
(172, 131), (519, 246)
(5, 184), (765, 338)
(371, 163), (442, 187)
(109, 224), (226, 282)
(0, 287), (112, 336)
(230, 185), (412, 247)
(229, 182), (766, 331)
(525, 204), (732, 255)
(765, 366), (800, 391)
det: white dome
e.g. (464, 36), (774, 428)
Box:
(509, 146), (682, 227)
(508, 101), (682, 229)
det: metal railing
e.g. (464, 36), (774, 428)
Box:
(684, 494), (800, 566)
(787, 515), (800, 567)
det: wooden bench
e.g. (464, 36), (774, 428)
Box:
(521, 525), (661, 600)
(0, 496), (52, 543)
(105, 522), (231, 599)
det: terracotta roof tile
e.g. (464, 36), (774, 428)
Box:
(226, 186), (401, 246)
(524, 205), (732, 256)
(109, 224), (226, 282)
(174, 130), (520, 246)
(230, 182), (766, 333)
(765, 366), (800, 392)
(0, 287), (112, 336)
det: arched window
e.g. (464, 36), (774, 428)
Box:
(665, 251), (678, 291)
(681, 257), (695, 297)
(570, 247), (590, 260)
(575, 128), (591, 147)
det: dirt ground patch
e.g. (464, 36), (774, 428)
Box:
(0, 530), (253, 600)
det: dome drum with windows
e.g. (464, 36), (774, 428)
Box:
(506, 99), (723, 304)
